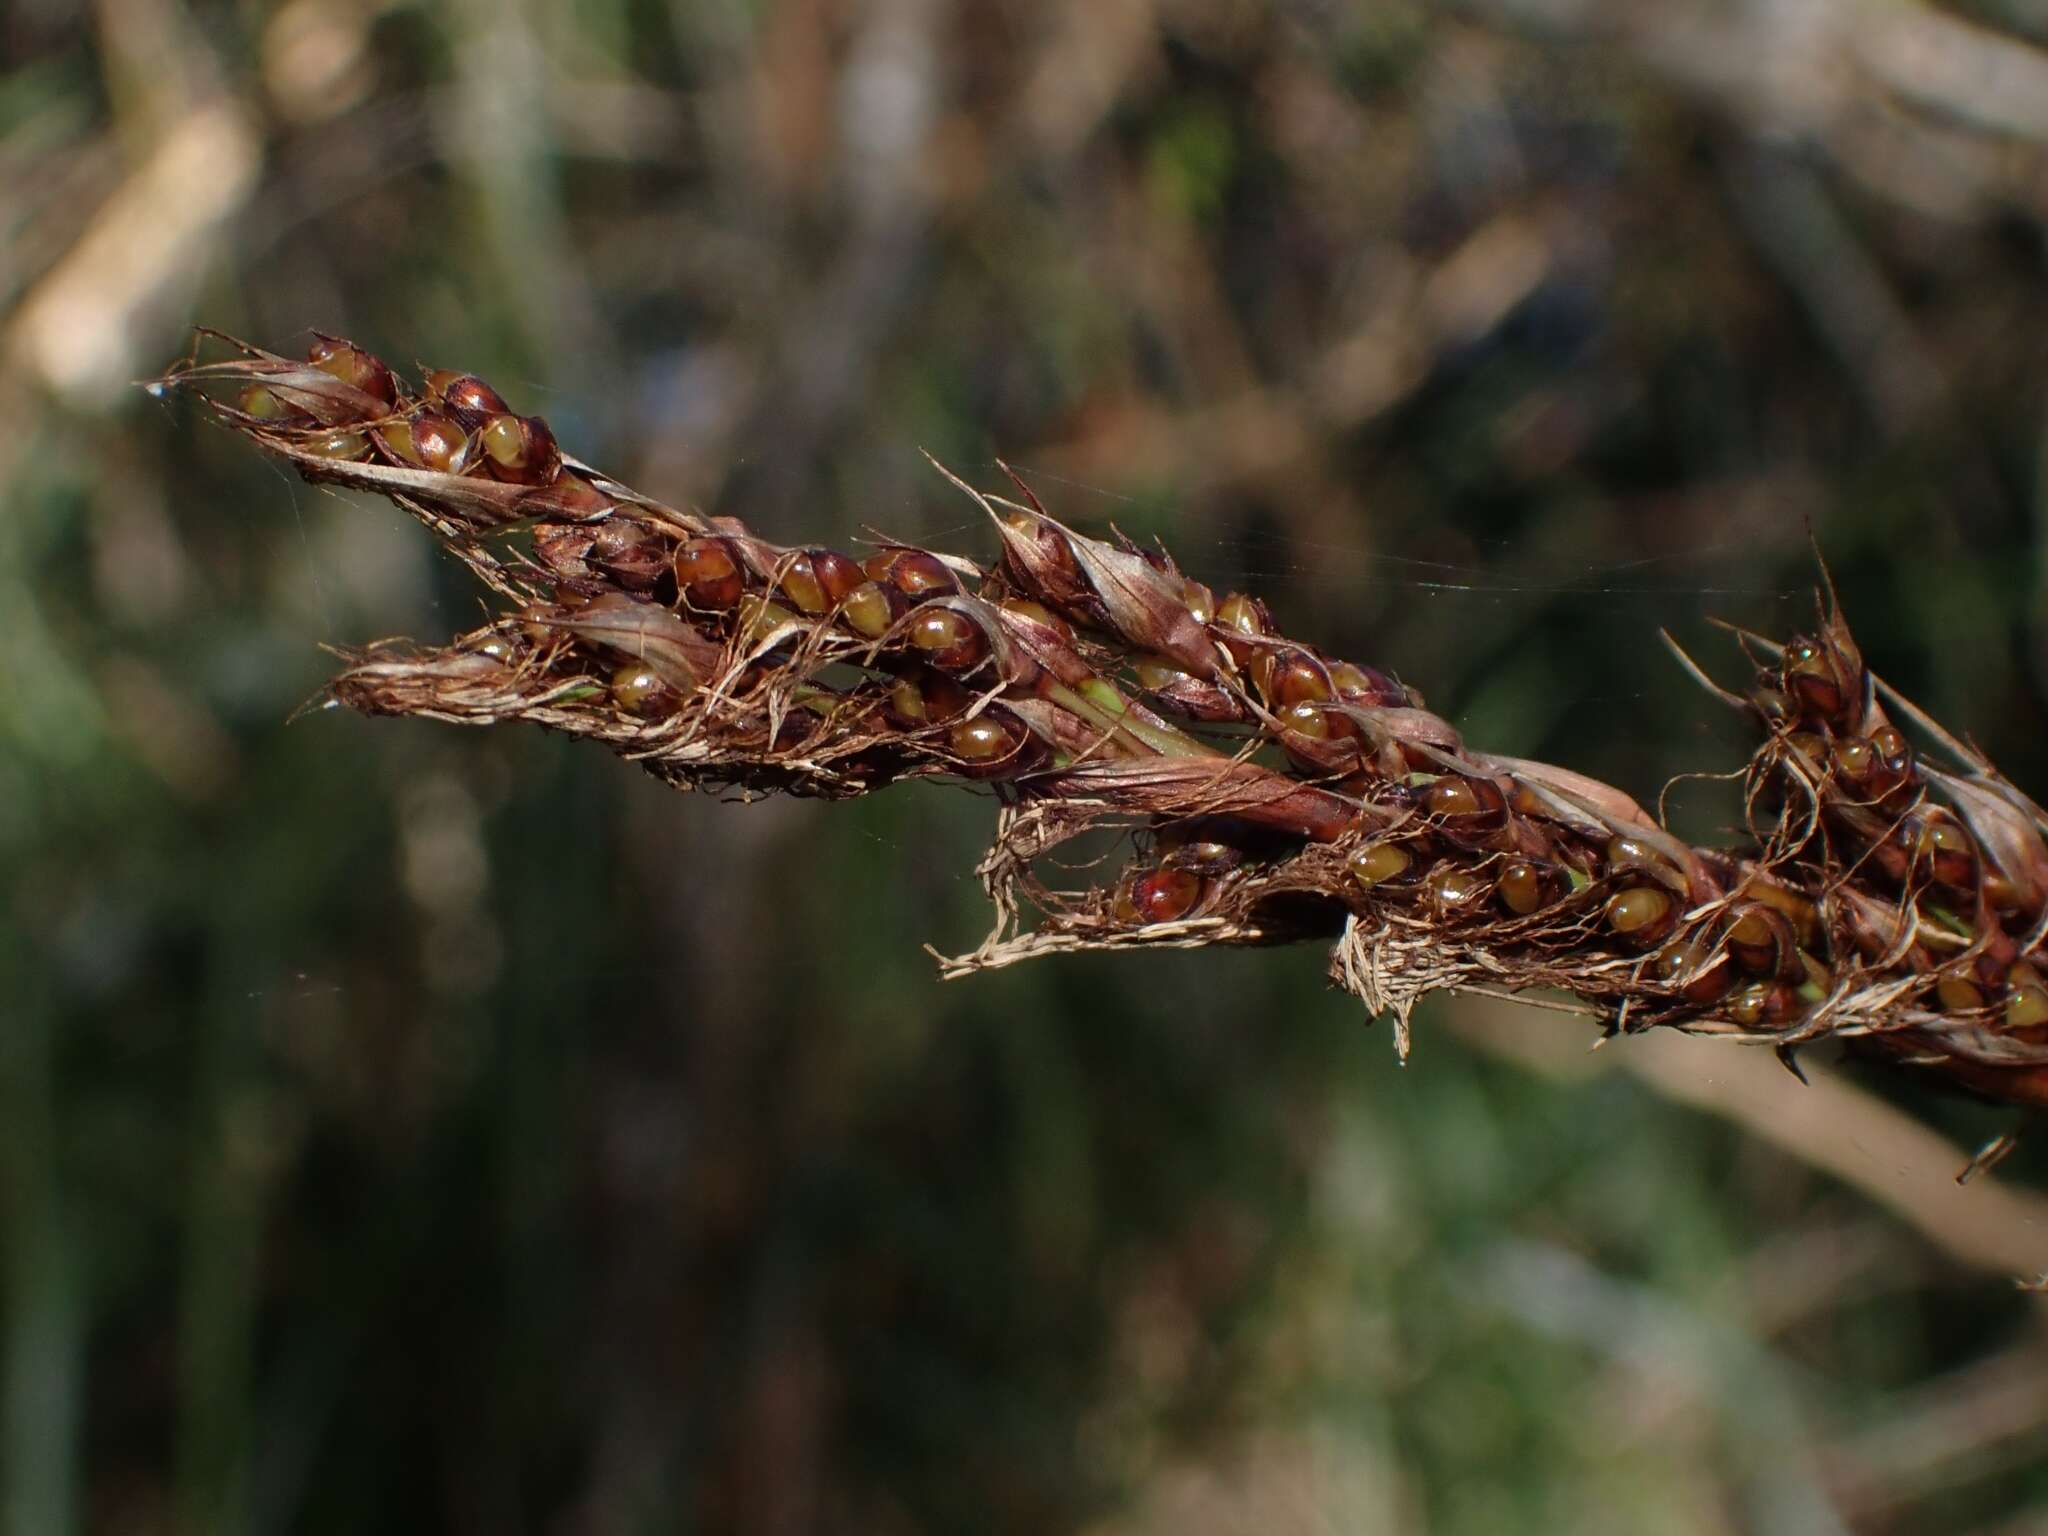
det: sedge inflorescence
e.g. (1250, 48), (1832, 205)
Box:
(159, 332), (2048, 1108)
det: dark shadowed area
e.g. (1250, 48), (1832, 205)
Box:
(5, 2), (2048, 1533)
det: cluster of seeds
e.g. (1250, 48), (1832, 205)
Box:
(241, 337), (567, 490)
(165, 332), (2048, 1108)
(1733, 621), (2048, 1045)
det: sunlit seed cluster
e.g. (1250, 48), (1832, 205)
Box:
(174, 332), (2048, 1106)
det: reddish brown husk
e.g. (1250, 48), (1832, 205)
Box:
(158, 332), (2048, 1109)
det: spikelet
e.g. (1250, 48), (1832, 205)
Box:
(156, 333), (2048, 1109)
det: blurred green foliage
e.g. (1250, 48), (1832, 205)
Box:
(5, 1), (2048, 1532)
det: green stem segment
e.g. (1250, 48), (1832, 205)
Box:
(1047, 679), (1215, 761)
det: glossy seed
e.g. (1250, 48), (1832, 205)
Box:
(1327, 660), (1397, 703)
(909, 609), (988, 672)
(238, 384), (295, 421)
(400, 409), (467, 473)
(1784, 638), (1844, 719)
(1181, 580), (1215, 624)
(897, 551), (960, 595)
(1212, 593), (1266, 669)
(430, 371), (510, 427)
(1216, 593), (1265, 637)
(1656, 935), (1735, 1005)
(1936, 974), (1986, 1012)
(1425, 777), (1480, 818)
(609, 664), (673, 718)
(516, 604), (559, 646)
(948, 715), (1017, 762)
(1725, 906), (1794, 977)
(999, 598), (1073, 640)
(864, 548), (956, 598)
(1604, 886), (1673, 942)
(460, 633), (518, 664)
(1721, 909), (1767, 953)
(1279, 701), (1330, 741)
(1742, 881), (1821, 947)
(1164, 840), (1240, 875)
(1423, 775), (1505, 825)
(891, 552), (958, 596)
(1654, 937), (1699, 981)
(477, 413), (521, 465)
(1268, 651), (1333, 706)
(840, 581), (897, 639)
(808, 549), (864, 605)
(1728, 981), (1768, 1026)
(886, 675), (930, 726)
(1347, 843), (1411, 888)
(479, 412), (558, 483)
(1133, 656), (1191, 691)
(1832, 736), (1875, 780)
(1915, 816), (1976, 889)
(1727, 980), (1795, 1027)
(1868, 725), (1913, 783)
(884, 672), (970, 727)
(1326, 660), (1369, 696)
(303, 429), (368, 460)
(1131, 867), (1203, 924)
(778, 553), (830, 615)
(738, 596), (800, 649)
(1605, 834), (1676, 878)
(673, 537), (746, 610)
(307, 337), (396, 403)
(1428, 867), (1489, 913)
(2005, 984), (2048, 1032)
(1496, 858), (1548, 915)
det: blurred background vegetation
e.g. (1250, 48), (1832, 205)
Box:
(6, 1), (2048, 1532)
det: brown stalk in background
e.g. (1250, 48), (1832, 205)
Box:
(158, 332), (2048, 1122)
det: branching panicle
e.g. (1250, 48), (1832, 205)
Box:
(160, 333), (2048, 1109)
